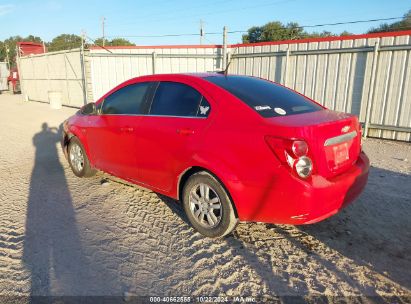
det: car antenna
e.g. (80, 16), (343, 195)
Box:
(222, 46), (238, 76)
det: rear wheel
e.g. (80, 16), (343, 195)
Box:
(68, 137), (96, 177)
(182, 171), (238, 238)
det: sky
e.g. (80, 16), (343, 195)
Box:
(0, 0), (410, 45)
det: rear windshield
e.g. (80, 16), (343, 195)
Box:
(205, 75), (323, 118)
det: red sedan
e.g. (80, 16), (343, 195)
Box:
(62, 73), (369, 237)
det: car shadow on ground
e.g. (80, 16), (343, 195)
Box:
(158, 165), (411, 297)
(23, 123), (122, 300)
(297, 166), (411, 290)
(158, 194), (302, 299)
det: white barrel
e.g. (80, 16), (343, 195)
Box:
(48, 91), (62, 109)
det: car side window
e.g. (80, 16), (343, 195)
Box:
(101, 82), (151, 115)
(149, 82), (204, 117)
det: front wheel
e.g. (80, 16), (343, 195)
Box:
(182, 171), (238, 238)
(68, 137), (96, 177)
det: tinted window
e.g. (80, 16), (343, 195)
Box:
(205, 76), (323, 118)
(102, 82), (151, 115)
(150, 82), (202, 117)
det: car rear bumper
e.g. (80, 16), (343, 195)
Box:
(234, 152), (370, 224)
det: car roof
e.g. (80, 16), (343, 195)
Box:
(182, 72), (227, 78)
(127, 72), (247, 84)
(132, 72), (255, 81)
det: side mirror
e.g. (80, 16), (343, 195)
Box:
(81, 102), (97, 115)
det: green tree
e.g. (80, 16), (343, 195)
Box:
(93, 37), (135, 47)
(368, 10), (411, 33)
(242, 26), (264, 43)
(0, 35), (43, 65)
(109, 38), (135, 46)
(241, 21), (342, 43)
(241, 21), (353, 43)
(340, 31), (354, 36)
(242, 21), (306, 43)
(308, 31), (335, 38)
(47, 34), (82, 52)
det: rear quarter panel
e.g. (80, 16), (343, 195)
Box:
(180, 81), (285, 217)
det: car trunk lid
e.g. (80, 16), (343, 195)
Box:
(265, 109), (361, 178)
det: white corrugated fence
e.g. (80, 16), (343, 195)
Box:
(17, 31), (411, 141)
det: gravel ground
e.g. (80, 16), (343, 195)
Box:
(0, 94), (410, 302)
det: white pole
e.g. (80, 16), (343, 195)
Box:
(102, 17), (106, 47)
(200, 19), (204, 45)
(364, 40), (380, 138)
(222, 26), (227, 71)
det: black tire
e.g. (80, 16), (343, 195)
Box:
(68, 137), (96, 178)
(182, 171), (238, 238)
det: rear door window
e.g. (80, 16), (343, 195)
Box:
(149, 82), (204, 117)
(205, 75), (322, 118)
(101, 82), (151, 115)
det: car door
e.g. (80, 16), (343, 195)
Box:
(135, 81), (213, 192)
(85, 81), (152, 180)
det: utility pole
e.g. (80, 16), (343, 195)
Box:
(101, 16), (106, 46)
(80, 30), (88, 104)
(5, 45), (10, 70)
(200, 19), (204, 45)
(222, 26), (228, 71)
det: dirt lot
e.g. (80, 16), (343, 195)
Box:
(0, 94), (410, 301)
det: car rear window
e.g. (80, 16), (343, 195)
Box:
(205, 75), (323, 118)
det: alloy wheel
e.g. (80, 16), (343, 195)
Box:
(69, 143), (84, 173)
(189, 183), (222, 228)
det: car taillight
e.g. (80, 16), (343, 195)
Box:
(265, 136), (313, 179)
(295, 156), (313, 178)
(292, 140), (308, 157)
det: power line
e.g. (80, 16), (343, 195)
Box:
(228, 16), (405, 34)
(147, 0), (295, 25)
(111, 0), (238, 27)
(299, 17), (404, 29)
(105, 16), (405, 39)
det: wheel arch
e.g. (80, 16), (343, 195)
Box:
(62, 131), (75, 156)
(63, 128), (94, 167)
(177, 166), (239, 218)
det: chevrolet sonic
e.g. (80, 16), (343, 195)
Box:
(61, 73), (369, 237)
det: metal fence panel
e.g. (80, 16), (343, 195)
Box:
(89, 46), (222, 100)
(18, 31), (411, 141)
(19, 49), (86, 107)
(0, 62), (9, 91)
(228, 32), (411, 141)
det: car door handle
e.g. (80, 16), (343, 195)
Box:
(120, 127), (134, 132)
(176, 128), (194, 136)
